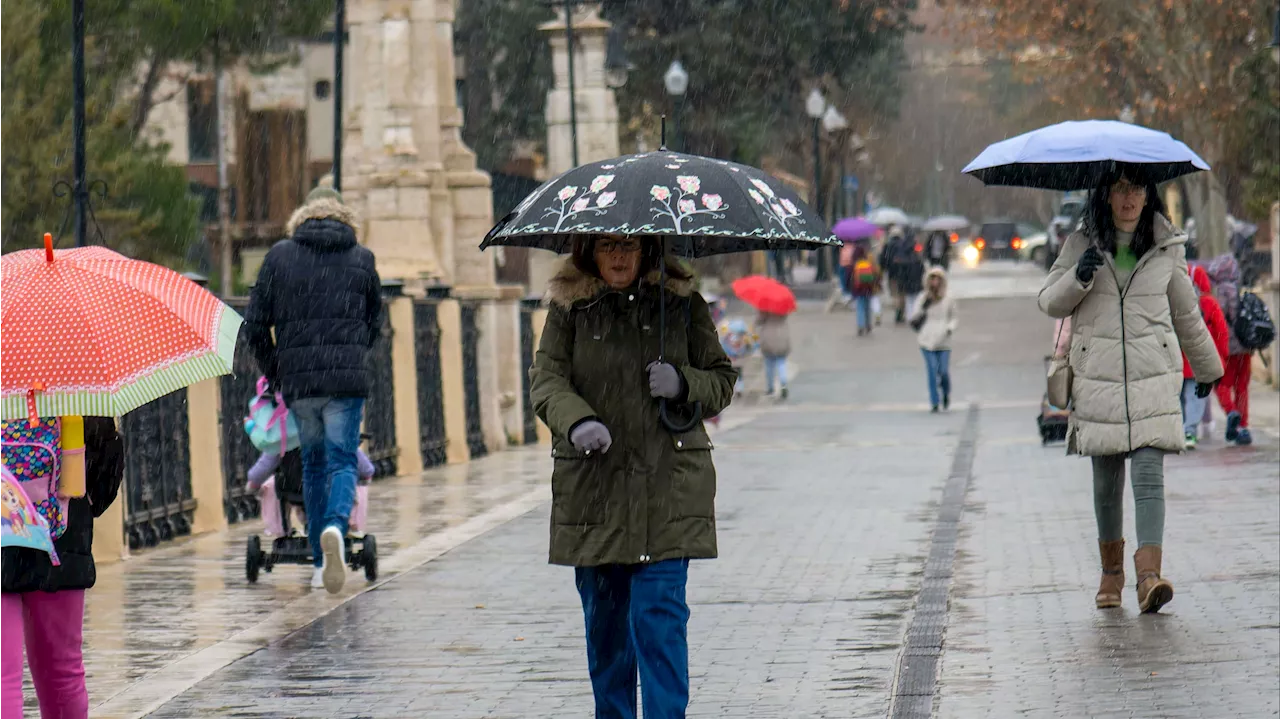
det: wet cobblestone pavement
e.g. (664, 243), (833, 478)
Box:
(50, 263), (1278, 718)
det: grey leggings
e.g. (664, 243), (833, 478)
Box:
(1092, 448), (1165, 548)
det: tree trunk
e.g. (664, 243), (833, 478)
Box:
(129, 52), (165, 139)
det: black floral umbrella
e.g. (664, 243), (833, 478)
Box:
(481, 150), (838, 432)
(481, 150), (838, 256)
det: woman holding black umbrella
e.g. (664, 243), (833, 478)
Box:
(1038, 170), (1222, 613)
(529, 234), (735, 716)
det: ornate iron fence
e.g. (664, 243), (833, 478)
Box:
(121, 389), (196, 550)
(413, 299), (448, 468)
(219, 299), (260, 524)
(364, 305), (399, 478)
(519, 300), (538, 444)
(460, 301), (488, 459)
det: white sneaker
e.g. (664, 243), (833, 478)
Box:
(310, 567), (325, 589)
(320, 526), (346, 594)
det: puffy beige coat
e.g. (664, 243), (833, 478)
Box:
(1039, 216), (1223, 456)
(910, 267), (957, 351)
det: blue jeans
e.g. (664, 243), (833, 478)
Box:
(291, 396), (364, 567)
(1181, 379), (1206, 436)
(763, 355), (788, 394)
(854, 296), (872, 331)
(922, 349), (951, 408)
(575, 559), (691, 719)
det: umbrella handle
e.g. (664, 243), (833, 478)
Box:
(660, 398), (703, 433)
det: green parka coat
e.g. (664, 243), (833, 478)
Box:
(529, 257), (736, 567)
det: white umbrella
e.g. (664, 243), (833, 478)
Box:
(922, 214), (970, 232)
(866, 207), (910, 227)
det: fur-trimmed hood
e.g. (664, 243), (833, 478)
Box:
(286, 197), (360, 238)
(545, 256), (695, 309)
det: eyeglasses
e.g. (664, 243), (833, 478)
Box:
(597, 238), (642, 253)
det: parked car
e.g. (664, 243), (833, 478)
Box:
(1020, 232), (1049, 264)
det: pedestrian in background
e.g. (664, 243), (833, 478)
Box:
(909, 267), (957, 412)
(756, 310), (791, 400)
(1039, 171), (1222, 614)
(529, 235), (735, 717)
(1180, 265), (1229, 449)
(1207, 254), (1253, 446)
(880, 226), (909, 324)
(925, 230), (950, 270)
(3, 417), (123, 718)
(244, 182), (383, 593)
(898, 237), (926, 324)
(850, 240), (881, 336)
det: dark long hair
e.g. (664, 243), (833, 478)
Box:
(570, 235), (691, 284)
(1082, 171), (1166, 259)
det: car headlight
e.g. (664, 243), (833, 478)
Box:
(962, 245), (980, 263)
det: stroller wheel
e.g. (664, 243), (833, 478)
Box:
(363, 534), (378, 582)
(246, 535), (262, 583)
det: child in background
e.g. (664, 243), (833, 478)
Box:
(1181, 265), (1230, 449)
(756, 311), (792, 400)
(718, 318), (758, 397)
(248, 446), (376, 537)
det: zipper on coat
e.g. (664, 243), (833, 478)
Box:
(1110, 260), (1134, 452)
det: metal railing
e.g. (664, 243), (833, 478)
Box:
(364, 308), (399, 478)
(460, 301), (487, 459)
(413, 299), (448, 468)
(121, 389), (196, 549)
(219, 299), (260, 524)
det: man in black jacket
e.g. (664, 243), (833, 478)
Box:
(244, 184), (382, 593)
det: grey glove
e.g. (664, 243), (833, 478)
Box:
(569, 420), (612, 454)
(646, 361), (684, 399)
(1076, 246), (1104, 284)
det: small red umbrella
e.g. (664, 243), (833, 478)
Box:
(731, 275), (797, 315)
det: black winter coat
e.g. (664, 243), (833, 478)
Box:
(2, 417), (124, 594)
(244, 198), (382, 403)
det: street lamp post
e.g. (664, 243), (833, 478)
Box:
(821, 105), (848, 279)
(806, 89), (827, 280)
(72, 0), (87, 247)
(664, 61), (689, 152)
(333, 0), (345, 191)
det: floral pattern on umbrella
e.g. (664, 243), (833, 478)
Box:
(481, 150), (839, 257)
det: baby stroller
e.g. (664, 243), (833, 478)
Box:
(1037, 355), (1070, 445)
(245, 445), (378, 584)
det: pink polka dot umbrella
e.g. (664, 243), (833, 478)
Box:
(2, 234), (242, 421)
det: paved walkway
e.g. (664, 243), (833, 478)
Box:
(41, 262), (1278, 718)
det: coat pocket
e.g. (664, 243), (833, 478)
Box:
(1156, 328), (1180, 372)
(1071, 325), (1095, 377)
(550, 440), (607, 526)
(670, 430), (716, 520)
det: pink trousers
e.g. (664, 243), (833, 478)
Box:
(1, 590), (88, 719)
(257, 478), (368, 536)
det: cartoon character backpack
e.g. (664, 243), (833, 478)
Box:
(1, 418), (72, 543)
(0, 418), (68, 564)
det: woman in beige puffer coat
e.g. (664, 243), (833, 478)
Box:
(1039, 172), (1223, 614)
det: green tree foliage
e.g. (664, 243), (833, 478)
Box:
(2, 0), (199, 265)
(455, 0), (915, 170)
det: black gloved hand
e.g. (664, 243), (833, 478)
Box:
(646, 361), (684, 400)
(1075, 246), (1104, 284)
(1195, 381), (1217, 399)
(922, 297), (935, 310)
(569, 420), (612, 454)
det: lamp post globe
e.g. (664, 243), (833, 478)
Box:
(805, 88), (826, 119)
(664, 61), (689, 152)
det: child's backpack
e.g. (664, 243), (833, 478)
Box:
(852, 257), (879, 291)
(1, 418), (68, 542)
(1233, 291), (1275, 351)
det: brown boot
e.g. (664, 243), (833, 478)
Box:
(1134, 545), (1174, 613)
(1095, 539), (1125, 609)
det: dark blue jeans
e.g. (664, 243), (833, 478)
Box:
(575, 559), (691, 719)
(291, 396), (364, 567)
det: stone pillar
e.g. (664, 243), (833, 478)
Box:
(91, 480), (127, 563)
(492, 287), (526, 445)
(436, 298), (470, 464)
(187, 379), (227, 535)
(465, 289), (509, 454)
(387, 296), (424, 476)
(532, 4), (621, 297)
